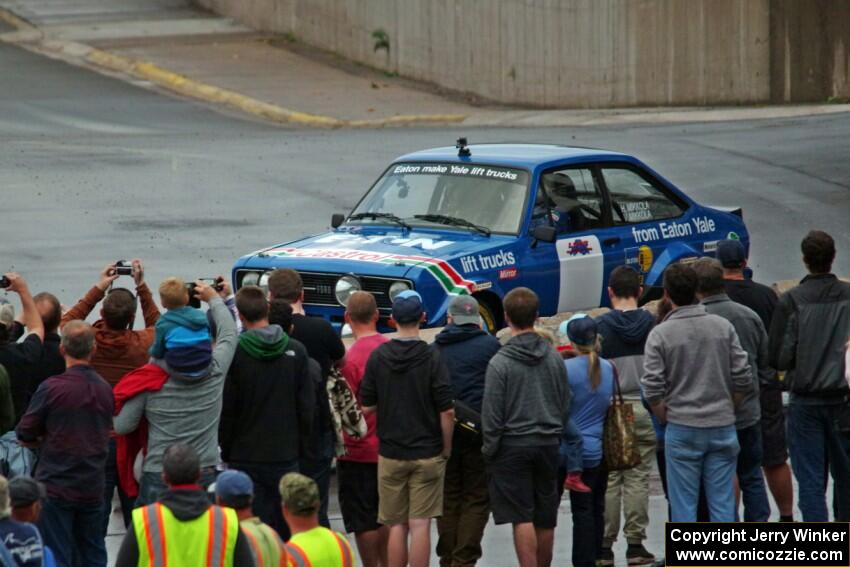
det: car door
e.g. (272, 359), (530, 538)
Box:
(534, 165), (619, 312)
(596, 163), (691, 287)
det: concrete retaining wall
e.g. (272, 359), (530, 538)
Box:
(769, 0), (850, 103)
(196, 0), (849, 108)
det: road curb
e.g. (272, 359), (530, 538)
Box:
(0, 5), (467, 129)
(86, 48), (345, 128)
(0, 5), (34, 31)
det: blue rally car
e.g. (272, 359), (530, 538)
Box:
(233, 140), (749, 332)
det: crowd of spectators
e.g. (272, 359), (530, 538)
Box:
(0, 229), (846, 566)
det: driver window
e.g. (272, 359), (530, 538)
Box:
(538, 168), (605, 234)
(602, 168), (685, 225)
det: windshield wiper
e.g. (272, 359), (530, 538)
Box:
(413, 214), (491, 236)
(348, 212), (411, 230)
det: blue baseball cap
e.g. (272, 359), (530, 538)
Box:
(716, 239), (747, 268)
(215, 470), (253, 501)
(564, 313), (597, 346)
(392, 290), (424, 324)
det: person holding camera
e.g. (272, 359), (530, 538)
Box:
(60, 260), (160, 533)
(61, 260), (159, 387)
(0, 273), (45, 424)
(113, 279), (237, 506)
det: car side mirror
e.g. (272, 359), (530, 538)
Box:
(532, 225), (556, 244)
(331, 213), (345, 228)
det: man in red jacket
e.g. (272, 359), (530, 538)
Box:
(60, 260), (159, 534)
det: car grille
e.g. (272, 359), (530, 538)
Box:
(299, 272), (406, 309)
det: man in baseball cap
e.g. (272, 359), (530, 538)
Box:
(390, 290), (425, 326)
(716, 239), (747, 269)
(432, 295), (501, 566)
(716, 238), (794, 522)
(362, 285), (455, 567)
(0, 475), (55, 567)
(9, 476), (46, 524)
(279, 473), (353, 566)
(215, 470), (286, 566)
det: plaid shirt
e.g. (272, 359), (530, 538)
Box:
(16, 364), (114, 503)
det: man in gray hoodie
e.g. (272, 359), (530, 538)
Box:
(114, 280), (238, 505)
(641, 263), (752, 523)
(482, 287), (570, 567)
(694, 258), (771, 522)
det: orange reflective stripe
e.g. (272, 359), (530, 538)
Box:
(241, 526), (264, 566)
(218, 508), (229, 567)
(206, 507), (228, 567)
(285, 542), (312, 567)
(332, 532), (353, 567)
(141, 504), (168, 567)
(206, 507), (215, 566)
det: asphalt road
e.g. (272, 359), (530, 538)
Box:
(3, 40), (850, 564)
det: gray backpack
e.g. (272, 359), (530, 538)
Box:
(0, 430), (36, 479)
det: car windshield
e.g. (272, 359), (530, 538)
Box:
(349, 162), (530, 234)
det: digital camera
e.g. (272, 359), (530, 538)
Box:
(113, 260), (133, 276)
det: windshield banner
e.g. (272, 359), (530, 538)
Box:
(392, 163), (524, 182)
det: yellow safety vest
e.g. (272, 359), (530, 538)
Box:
(285, 527), (353, 567)
(132, 503), (239, 567)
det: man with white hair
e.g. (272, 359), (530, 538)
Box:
(16, 320), (113, 567)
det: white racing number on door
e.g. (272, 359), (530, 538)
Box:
(555, 235), (604, 312)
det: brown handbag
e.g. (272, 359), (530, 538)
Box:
(603, 364), (642, 471)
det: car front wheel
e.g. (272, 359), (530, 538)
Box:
(479, 300), (499, 334)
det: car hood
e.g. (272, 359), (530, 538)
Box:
(236, 227), (515, 290)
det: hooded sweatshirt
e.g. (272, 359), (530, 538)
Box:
(113, 298), (237, 473)
(150, 306), (211, 358)
(596, 309), (655, 398)
(481, 332), (571, 458)
(432, 323), (501, 413)
(114, 487), (255, 567)
(360, 339), (455, 460)
(220, 325), (314, 463)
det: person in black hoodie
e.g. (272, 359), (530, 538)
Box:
(432, 295), (500, 567)
(267, 268), (345, 529)
(219, 286), (314, 540)
(482, 288), (570, 567)
(361, 290), (455, 567)
(595, 267), (657, 567)
(115, 443), (254, 566)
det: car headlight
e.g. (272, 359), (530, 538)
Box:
(241, 271), (261, 287)
(388, 281), (411, 301)
(334, 275), (361, 306)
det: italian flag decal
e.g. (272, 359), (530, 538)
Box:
(265, 247), (475, 295)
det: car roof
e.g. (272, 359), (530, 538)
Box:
(395, 143), (632, 170)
